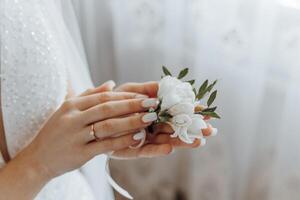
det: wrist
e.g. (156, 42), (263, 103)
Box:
(0, 144), (52, 199)
(17, 145), (54, 184)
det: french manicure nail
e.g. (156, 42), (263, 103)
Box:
(170, 149), (176, 154)
(200, 138), (206, 147)
(142, 98), (158, 108)
(142, 112), (157, 123)
(106, 80), (116, 89)
(211, 128), (218, 136)
(133, 131), (146, 141)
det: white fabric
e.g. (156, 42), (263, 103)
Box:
(74, 1), (300, 200)
(0, 0), (113, 199)
(278, 0), (300, 9)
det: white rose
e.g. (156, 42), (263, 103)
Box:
(158, 76), (182, 98)
(158, 76), (195, 110)
(168, 102), (194, 116)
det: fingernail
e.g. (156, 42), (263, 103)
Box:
(142, 112), (157, 123)
(211, 128), (218, 136)
(133, 131), (146, 141)
(200, 138), (206, 147)
(142, 98), (158, 108)
(170, 149), (176, 154)
(136, 94), (149, 99)
(106, 80), (116, 89)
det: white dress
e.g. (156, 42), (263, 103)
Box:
(0, 0), (113, 199)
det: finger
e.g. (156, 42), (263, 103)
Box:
(204, 116), (211, 120)
(80, 80), (116, 97)
(113, 128), (142, 138)
(152, 122), (214, 137)
(84, 128), (144, 143)
(202, 124), (213, 137)
(203, 123), (218, 137)
(86, 133), (142, 156)
(74, 92), (148, 110)
(111, 143), (173, 159)
(149, 134), (202, 148)
(152, 121), (216, 138)
(92, 113), (157, 139)
(152, 123), (174, 134)
(115, 82), (158, 98)
(82, 98), (158, 124)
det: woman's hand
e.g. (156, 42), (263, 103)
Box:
(22, 88), (160, 179)
(0, 81), (160, 200)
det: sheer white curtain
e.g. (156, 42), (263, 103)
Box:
(73, 0), (300, 199)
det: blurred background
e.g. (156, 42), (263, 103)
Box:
(72, 0), (300, 199)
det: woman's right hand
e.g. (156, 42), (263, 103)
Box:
(21, 87), (159, 180)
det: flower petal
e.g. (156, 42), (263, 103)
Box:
(188, 133), (203, 139)
(171, 114), (192, 127)
(170, 125), (179, 138)
(158, 76), (181, 98)
(178, 127), (194, 144)
(187, 115), (207, 137)
(168, 103), (195, 116)
(158, 77), (195, 110)
(161, 92), (183, 110)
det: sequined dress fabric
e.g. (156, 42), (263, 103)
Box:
(0, 0), (96, 199)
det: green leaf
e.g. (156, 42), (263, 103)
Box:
(199, 80), (209, 91)
(196, 79), (208, 100)
(177, 68), (189, 79)
(162, 66), (172, 76)
(207, 90), (217, 107)
(202, 106), (217, 112)
(187, 79), (195, 85)
(209, 112), (221, 119)
(159, 116), (169, 123)
(206, 80), (218, 92)
(158, 111), (172, 122)
(193, 88), (197, 96)
(197, 111), (221, 119)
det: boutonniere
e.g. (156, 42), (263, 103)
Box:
(150, 66), (220, 144)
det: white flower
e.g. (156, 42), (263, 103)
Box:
(158, 76), (182, 98)
(187, 115), (207, 139)
(158, 76), (195, 110)
(170, 114), (193, 143)
(168, 102), (194, 116)
(157, 75), (207, 144)
(170, 114), (207, 144)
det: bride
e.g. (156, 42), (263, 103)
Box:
(0, 0), (215, 199)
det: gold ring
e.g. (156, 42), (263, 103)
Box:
(90, 124), (100, 141)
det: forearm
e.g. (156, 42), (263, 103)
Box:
(0, 147), (51, 200)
